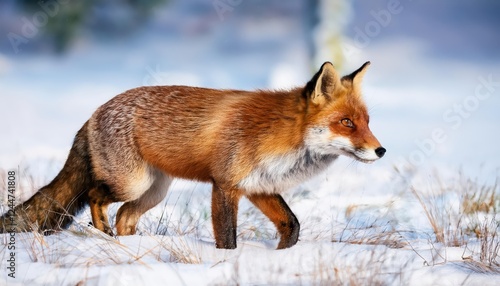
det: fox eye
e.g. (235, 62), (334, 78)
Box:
(340, 118), (354, 128)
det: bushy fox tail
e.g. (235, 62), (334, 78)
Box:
(1, 122), (94, 233)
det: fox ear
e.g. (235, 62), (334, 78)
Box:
(342, 61), (370, 88)
(307, 62), (341, 106)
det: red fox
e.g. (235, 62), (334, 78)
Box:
(1, 62), (385, 249)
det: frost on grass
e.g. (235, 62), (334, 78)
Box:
(0, 164), (499, 285)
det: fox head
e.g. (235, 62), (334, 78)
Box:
(304, 61), (385, 163)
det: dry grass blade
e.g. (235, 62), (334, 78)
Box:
(153, 235), (202, 264)
(477, 217), (500, 268)
(410, 187), (445, 244)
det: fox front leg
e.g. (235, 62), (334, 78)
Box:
(211, 183), (242, 249)
(247, 193), (300, 249)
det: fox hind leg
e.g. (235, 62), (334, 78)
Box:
(246, 193), (300, 249)
(116, 171), (172, 236)
(89, 183), (118, 236)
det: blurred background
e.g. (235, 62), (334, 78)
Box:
(1, 0), (499, 183)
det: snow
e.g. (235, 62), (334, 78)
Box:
(1, 162), (498, 285)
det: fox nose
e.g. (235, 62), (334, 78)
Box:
(375, 147), (386, 158)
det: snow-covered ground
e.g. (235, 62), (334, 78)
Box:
(1, 161), (498, 285)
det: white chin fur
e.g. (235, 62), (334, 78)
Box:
(305, 128), (379, 163)
(353, 149), (380, 162)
